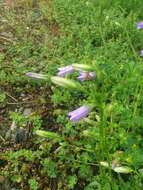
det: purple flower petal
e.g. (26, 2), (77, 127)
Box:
(68, 106), (87, 116)
(57, 65), (74, 77)
(70, 109), (89, 122)
(77, 76), (85, 81)
(58, 70), (68, 77)
(68, 105), (91, 123)
(77, 71), (96, 81)
(137, 21), (143, 29)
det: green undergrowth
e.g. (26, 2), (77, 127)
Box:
(0, 0), (143, 189)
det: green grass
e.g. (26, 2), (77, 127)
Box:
(1, 0), (143, 189)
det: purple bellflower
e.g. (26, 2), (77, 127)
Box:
(68, 105), (91, 123)
(57, 65), (74, 77)
(77, 71), (96, 82)
(137, 21), (143, 29)
(140, 50), (143, 56)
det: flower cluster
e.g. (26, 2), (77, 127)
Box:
(56, 64), (96, 122)
(57, 64), (96, 81)
(26, 21), (142, 124)
(26, 64), (95, 123)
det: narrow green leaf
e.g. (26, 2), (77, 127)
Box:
(35, 130), (61, 141)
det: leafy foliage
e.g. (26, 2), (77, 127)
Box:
(1, 0), (143, 189)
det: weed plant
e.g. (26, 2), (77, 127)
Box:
(0, 0), (143, 189)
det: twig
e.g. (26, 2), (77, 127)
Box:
(0, 35), (14, 43)
(5, 92), (18, 102)
(0, 135), (5, 142)
(7, 101), (37, 105)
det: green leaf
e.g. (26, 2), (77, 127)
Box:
(42, 158), (57, 178)
(11, 175), (22, 183)
(67, 175), (77, 189)
(35, 130), (61, 141)
(28, 179), (38, 190)
(0, 92), (6, 103)
(85, 180), (101, 190)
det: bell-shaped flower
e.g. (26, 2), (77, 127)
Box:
(137, 21), (143, 29)
(57, 65), (74, 77)
(68, 105), (92, 123)
(77, 71), (96, 82)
